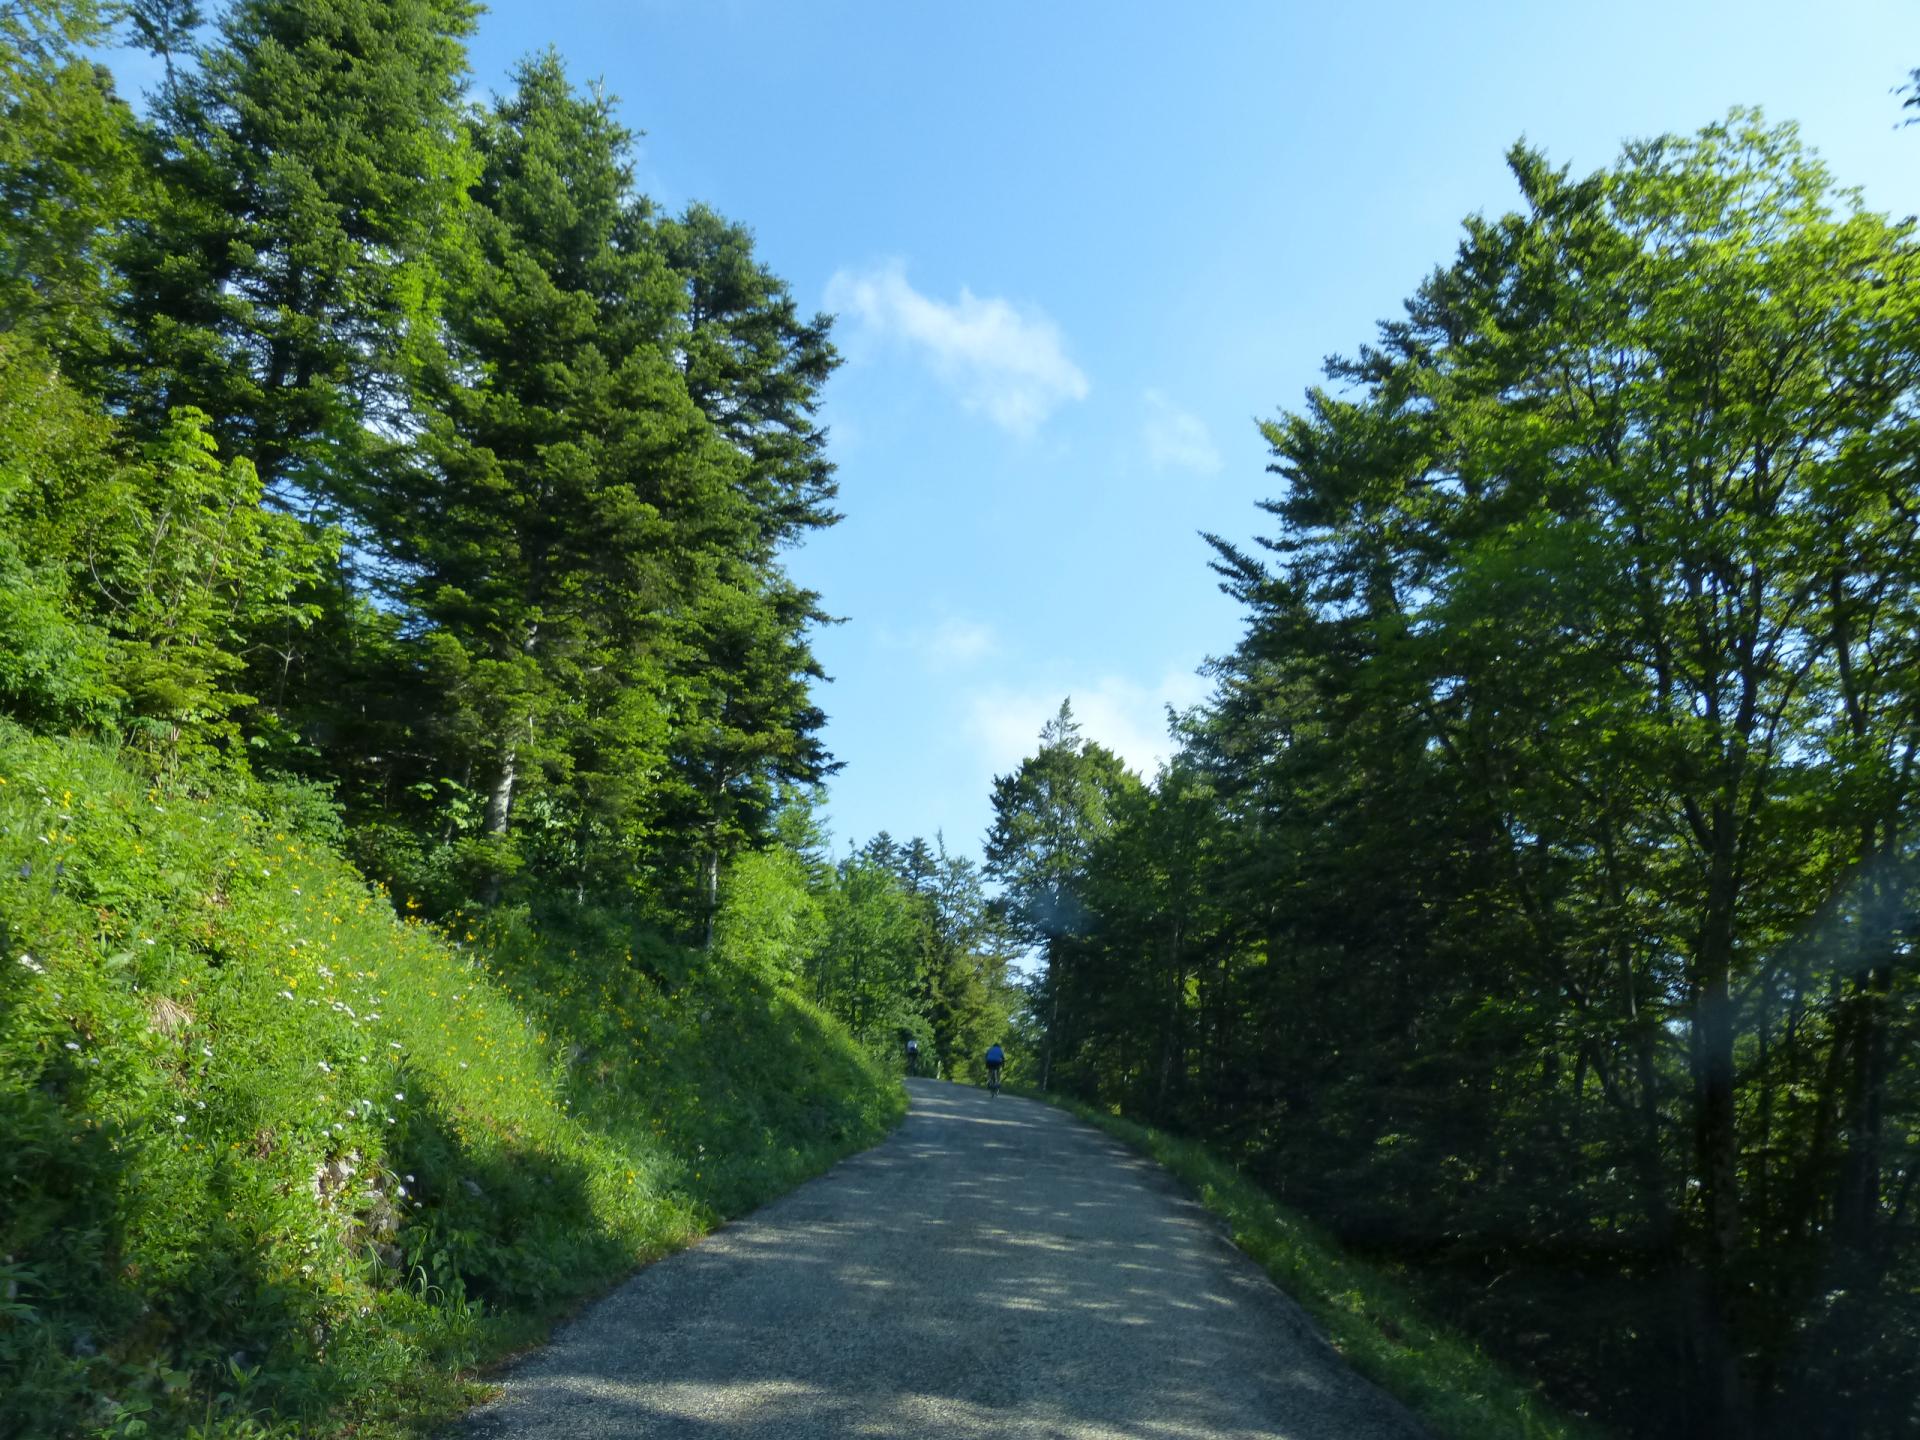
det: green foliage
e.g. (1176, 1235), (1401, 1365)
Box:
(0, 0), (144, 360)
(716, 820), (1020, 1079)
(1018, 114), (1920, 1439)
(0, 337), (117, 728)
(810, 855), (923, 1050)
(82, 409), (333, 766)
(112, 0), (480, 506)
(710, 845), (822, 986)
(0, 725), (898, 1440)
(985, 700), (1142, 1088)
(0, 338), (333, 765)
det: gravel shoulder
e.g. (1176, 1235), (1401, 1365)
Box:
(455, 1078), (1430, 1439)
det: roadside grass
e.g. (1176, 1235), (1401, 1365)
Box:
(1033, 1092), (1610, 1440)
(0, 723), (902, 1440)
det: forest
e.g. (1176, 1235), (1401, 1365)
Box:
(0, 0), (1015, 1063)
(978, 111), (1920, 1440)
(0, 2), (1008, 1434)
(5, 0), (1919, 1436)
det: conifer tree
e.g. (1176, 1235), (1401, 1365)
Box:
(114, 0), (478, 511)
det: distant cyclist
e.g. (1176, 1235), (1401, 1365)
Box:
(905, 1036), (920, 1076)
(984, 1042), (1004, 1096)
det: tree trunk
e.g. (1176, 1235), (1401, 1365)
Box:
(485, 745), (516, 837)
(1690, 805), (1750, 1439)
(701, 843), (720, 948)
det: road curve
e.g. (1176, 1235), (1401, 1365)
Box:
(457, 1079), (1429, 1439)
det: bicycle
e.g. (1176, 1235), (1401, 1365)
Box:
(986, 1066), (1002, 1097)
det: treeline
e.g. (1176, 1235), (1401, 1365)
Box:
(1, 0), (835, 936)
(717, 828), (1022, 1079)
(983, 117), (1920, 1438)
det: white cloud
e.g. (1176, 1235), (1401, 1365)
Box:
(923, 617), (999, 669)
(1141, 389), (1222, 474)
(875, 615), (1001, 672)
(826, 260), (1090, 435)
(965, 668), (1211, 781)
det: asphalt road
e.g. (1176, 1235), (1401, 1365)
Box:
(457, 1079), (1430, 1439)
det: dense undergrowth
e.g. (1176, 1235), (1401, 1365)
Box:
(0, 724), (902, 1440)
(1040, 1093), (1608, 1440)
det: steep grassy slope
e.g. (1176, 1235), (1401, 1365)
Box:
(0, 725), (902, 1440)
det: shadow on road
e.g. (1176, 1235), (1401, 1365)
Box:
(459, 1080), (1425, 1439)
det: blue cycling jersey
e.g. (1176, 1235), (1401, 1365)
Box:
(985, 1045), (1004, 1066)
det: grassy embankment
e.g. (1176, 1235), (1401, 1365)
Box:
(0, 723), (903, 1440)
(1037, 1093), (1610, 1440)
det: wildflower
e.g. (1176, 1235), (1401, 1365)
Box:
(173, 1114), (186, 1125)
(142, 938), (155, 947)
(317, 1060), (332, 1073)
(195, 1100), (206, 1110)
(393, 1092), (405, 1102)
(202, 1045), (213, 1058)
(17, 955), (44, 975)
(388, 1041), (402, 1050)
(278, 990), (295, 1001)
(64, 1041), (80, 1051)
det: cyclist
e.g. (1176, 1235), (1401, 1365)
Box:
(905, 1036), (920, 1075)
(984, 1042), (1004, 1095)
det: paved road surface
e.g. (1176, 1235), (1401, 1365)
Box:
(458, 1079), (1429, 1439)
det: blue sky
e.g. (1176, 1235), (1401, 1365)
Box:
(111, 1), (1920, 861)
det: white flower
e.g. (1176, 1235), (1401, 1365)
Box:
(172, 1114), (186, 1125)
(291, 887), (301, 895)
(278, 990), (295, 1001)
(393, 1092), (405, 1102)
(459, 1061), (469, 1070)
(17, 955), (44, 974)
(317, 965), (332, 979)
(316, 1060), (332, 1073)
(201, 1045), (213, 1058)
(388, 1041), (402, 1050)
(194, 1100), (206, 1110)
(142, 938), (155, 947)
(405, 1174), (415, 1182)
(64, 1041), (79, 1051)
